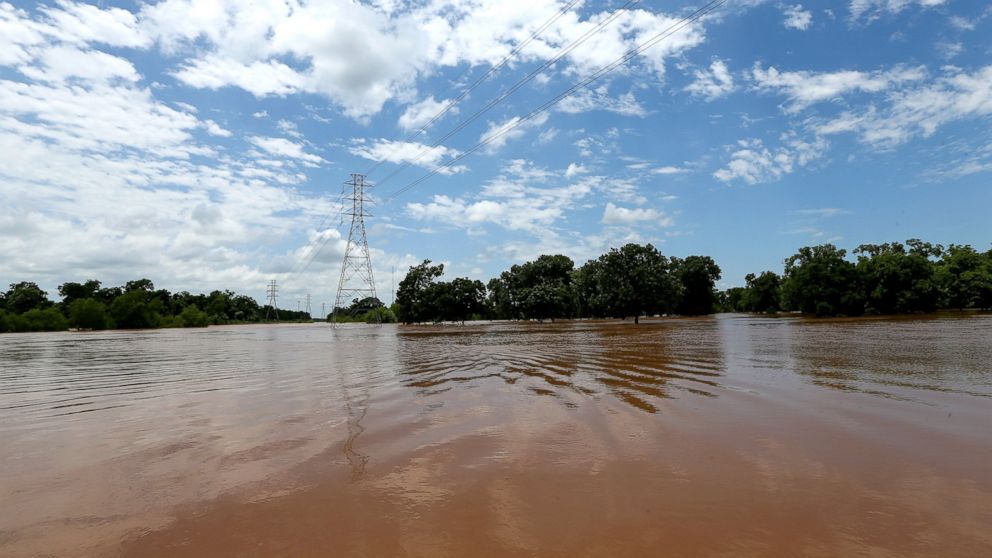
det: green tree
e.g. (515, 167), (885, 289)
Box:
(396, 260), (445, 324)
(937, 244), (992, 309)
(490, 254), (574, 320)
(124, 278), (155, 293)
(580, 243), (677, 324)
(672, 255), (722, 315)
(67, 299), (112, 329)
(58, 280), (102, 310)
(178, 306), (210, 327)
(487, 275), (513, 319)
(781, 244), (863, 316)
(446, 277), (487, 323)
(20, 307), (68, 331)
(4, 282), (51, 314)
(854, 240), (941, 314)
(743, 271), (782, 313)
(722, 287), (747, 312)
(109, 290), (162, 329)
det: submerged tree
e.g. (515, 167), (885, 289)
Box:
(672, 255), (722, 316)
(937, 244), (992, 310)
(854, 240), (942, 314)
(395, 260), (445, 324)
(488, 254), (574, 321)
(580, 243), (677, 323)
(743, 271), (782, 313)
(781, 244), (863, 316)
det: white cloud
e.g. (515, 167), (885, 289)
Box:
(41, 1), (150, 48)
(557, 87), (647, 116)
(19, 45), (139, 84)
(249, 136), (324, 165)
(948, 15), (975, 31)
(349, 138), (466, 174)
(936, 41), (963, 60)
(565, 163), (589, 178)
(602, 203), (672, 226)
(782, 5), (813, 30)
(849, 0), (948, 22)
(204, 119), (232, 137)
(816, 65), (992, 147)
(406, 160), (597, 233)
(173, 55), (305, 97)
(752, 63), (927, 112)
(137, 1), (710, 120)
(537, 127), (559, 144)
(685, 59), (735, 100)
(480, 112), (550, 153)
(714, 135), (828, 184)
(398, 96), (456, 131)
(652, 166), (689, 175)
(276, 119), (302, 138)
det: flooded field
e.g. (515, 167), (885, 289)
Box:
(1, 314), (990, 557)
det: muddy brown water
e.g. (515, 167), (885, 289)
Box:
(1, 314), (990, 557)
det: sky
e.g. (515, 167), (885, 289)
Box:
(1, 0), (990, 310)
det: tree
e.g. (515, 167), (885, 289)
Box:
(20, 308), (67, 331)
(722, 287), (748, 312)
(178, 306), (210, 327)
(672, 255), (722, 315)
(490, 254), (574, 321)
(124, 278), (155, 293)
(854, 240), (941, 314)
(781, 244), (862, 316)
(446, 277), (487, 323)
(743, 271), (782, 313)
(487, 275), (513, 319)
(3, 282), (50, 314)
(68, 299), (112, 329)
(109, 289), (162, 329)
(937, 244), (992, 310)
(580, 243), (677, 323)
(58, 280), (102, 309)
(395, 260), (445, 324)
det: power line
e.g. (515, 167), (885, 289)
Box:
(286, 4), (588, 282)
(362, 0), (583, 177)
(283, 2), (639, 282)
(382, 0), (727, 203)
(372, 0), (642, 190)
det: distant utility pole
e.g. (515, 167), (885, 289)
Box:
(264, 279), (279, 321)
(391, 265), (395, 306)
(304, 293), (312, 318)
(321, 302), (326, 321)
(333, 173), (379, 325)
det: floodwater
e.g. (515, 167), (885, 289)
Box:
(1, 315), (990, 557)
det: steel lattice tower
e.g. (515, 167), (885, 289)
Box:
(264, 279), (279, 321)
(333, 174), (378, 324)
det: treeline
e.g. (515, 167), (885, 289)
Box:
(395, 239), (992, 325)
(395, 243), (722, 324)
(723, 240), (992, 316)
(328, 297), (398, 324)
(0, 279), (310, 333)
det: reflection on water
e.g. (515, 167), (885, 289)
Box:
(397, 319), (726, 413)
(1, 314), (991, 557)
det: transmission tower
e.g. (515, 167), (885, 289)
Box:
(304, 293), (312, 318)
(333, 174), (379, 324)
(264, 279), (279, 321)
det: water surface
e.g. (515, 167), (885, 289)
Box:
(1, 315), (990, 556)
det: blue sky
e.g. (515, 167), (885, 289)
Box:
(1, 0), (990, 309)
